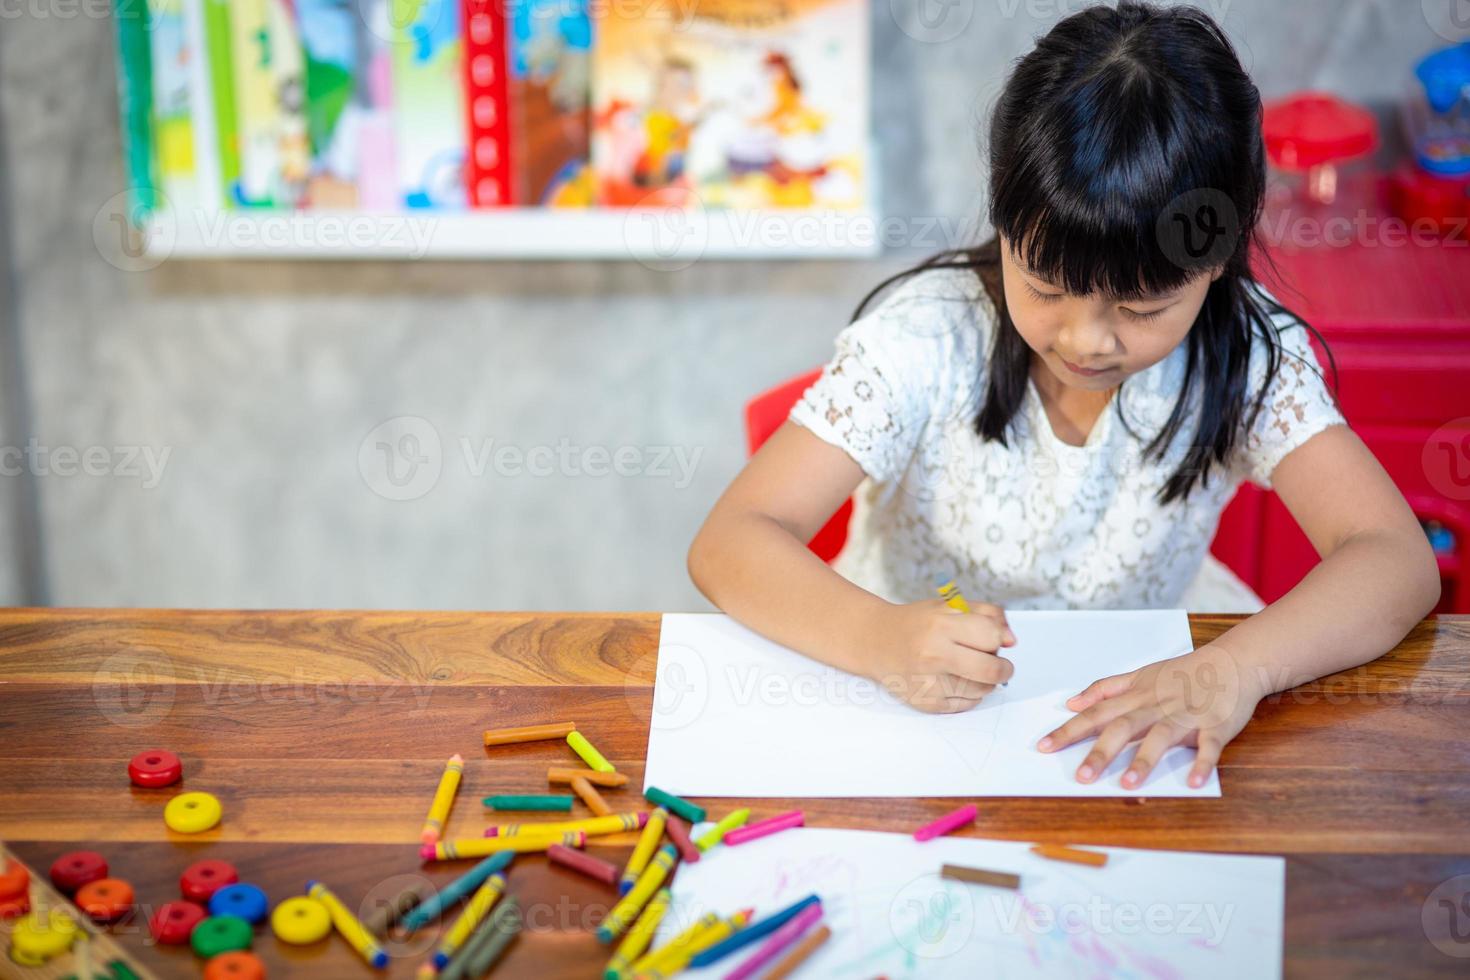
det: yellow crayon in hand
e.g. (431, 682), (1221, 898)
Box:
(308, 881), (389, 969)
(935, 574), (971, 613)
(421, 753), (464, 846)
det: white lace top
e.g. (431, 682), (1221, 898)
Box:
(790, 266), (1345, 610)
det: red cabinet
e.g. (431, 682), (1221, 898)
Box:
(1211, 239), (1470, 612)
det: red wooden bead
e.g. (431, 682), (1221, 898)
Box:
(49, 851), (107, 893)
(149, 899), (206, 945)
(127, 749), (183, 788)
(180, 859), (238, 902)
(0, 858), (29, 900)
(76, 877), (135, 922)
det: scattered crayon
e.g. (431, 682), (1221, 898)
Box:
(401, 853), (515, 932)
(548, 844), (621, 886)
(307, 880), (389, 969)
(724, 810), (804, 846)
(441, 894), (521, 980)
(1030, 844), (1108, 867)
(695, 808), (750, 852)
(724, 900), (824, 980)
(571, 776), (613, 816)
(663, 816), (701, 863)
(630, 912), (720, 977)
(643, 787), (705, 824)
(421, 753), (464, 846)
(426, 831), (585, 861)
(913, 804), (977, 842)
(567, 731), (616, 773)
(935, 573), (972, 612)
(483, 722), (577, 746)
(364, 881), (430, 936)
(619, 808), (668, 895)
(764, 923), (832, 980)
(941, 863), (1020, 890)
(464, 897), (521, 976)
(597, 845), (678, 943)
(484, 794), (575, 812)
(603, 887), (670, 980)
(486, 812), (647, 839)
(636, 909), (749, 978)
(548, 767), (629, 788)
(433, 872), (507, 967)
(689, 894), (821, 968)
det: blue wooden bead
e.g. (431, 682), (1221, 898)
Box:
(208, 883), (269, 924)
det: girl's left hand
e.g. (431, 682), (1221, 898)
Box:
(1036, 643), (1265, 789)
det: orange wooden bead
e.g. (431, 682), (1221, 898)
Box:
(204, 950), (266, 980)
(75, 877), (135, 923)
(0, 858), (29, 900)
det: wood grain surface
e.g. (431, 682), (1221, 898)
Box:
(2, 609), (1468, 978)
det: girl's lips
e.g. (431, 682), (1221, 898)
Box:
(1059, 356), (1115, 377)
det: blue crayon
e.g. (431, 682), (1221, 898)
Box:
(688, 894), (821, 968)
(401, 852), (515, 932)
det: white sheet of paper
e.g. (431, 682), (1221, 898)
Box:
(644, 611), (1220, 797)
(659, 828), (1283, 980)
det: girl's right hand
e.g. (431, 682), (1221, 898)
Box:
(870, 599), (1017, 713)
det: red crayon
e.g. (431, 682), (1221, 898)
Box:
(724, 810), (804, 846)
(914, 804), (977, 842)
(663, 815), (701, 863)
(547, 844), (620, 886)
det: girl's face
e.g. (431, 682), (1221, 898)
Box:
(999, 236), (1216, 393)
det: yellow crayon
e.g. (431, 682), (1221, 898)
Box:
(603, 888), (670, 980)
(597, 845), (678, 943)
(567, 731), (615, 772)
(492, 812), (646, 839)
(632, 910), (735, 978)
(936, 575), (971, 613)
(694, 808), (750, 852)
(619, 808), (668, 894)
(421, 753), (464, 846)
(434, 872), (507, 967)
(308, 881), (389, 969)
(430, 830), (584, 860)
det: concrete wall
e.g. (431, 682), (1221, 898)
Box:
(0, 0), (1457, 610)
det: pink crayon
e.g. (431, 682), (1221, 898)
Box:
(913, 804), (977, 842)
(723, 900), (824, 980)
(724, 810), (804, 847)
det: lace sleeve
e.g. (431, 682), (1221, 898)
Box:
(1234, 316), (1347, 490)
(789, 275), (982, 484)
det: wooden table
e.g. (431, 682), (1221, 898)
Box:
(2, 610), (1468, 978)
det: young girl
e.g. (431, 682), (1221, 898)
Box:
(688, 3), (1439, 790)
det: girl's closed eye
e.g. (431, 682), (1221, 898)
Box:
(1120, 304), (1169, 321)
(1024, 281), (1063, 303)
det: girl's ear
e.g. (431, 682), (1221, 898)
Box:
(1210, 266), (1226, 283)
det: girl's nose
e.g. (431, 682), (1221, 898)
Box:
(1058, 318), (1119, 359)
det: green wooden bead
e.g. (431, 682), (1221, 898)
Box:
(190, 915), (252, 958)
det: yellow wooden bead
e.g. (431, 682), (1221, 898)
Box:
(271, 896), (332, 945)
(9, 909), (79, 965)
(164, 791), (223, 834)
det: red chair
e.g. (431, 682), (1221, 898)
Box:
(743, 369), (853, 562)
(743, 368), (1258, 581)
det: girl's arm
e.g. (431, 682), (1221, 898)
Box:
(1043, 424), (1441, 787)
(688, 421), (1016, 713)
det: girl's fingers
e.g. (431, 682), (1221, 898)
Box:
(1065, 671), (1135, 711)
(948, 614), (1008, 654)
(1121, 721), (1185, 789)
(944, 646), (1014, 687)
(937, 695), (984, 714)
(968, 603), (1017, 645)
(1188, 732), (1225, 788)
(1037, 693), (1138, 752)
(940, 674), (995, 701)
(1076, 712), (1156, 783)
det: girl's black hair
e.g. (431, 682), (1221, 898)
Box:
(854, 1), (1333, 505)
